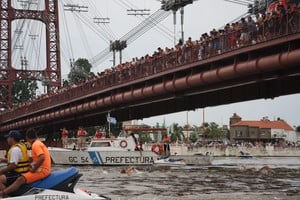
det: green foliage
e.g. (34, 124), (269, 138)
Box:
(191, 125), (202, 133)
(137, 132), (152, 143)
(189, 132), (198, 143)
(102, 122), (122, 138)
(52, 132), (61, 141)
(170, 123), (185, 142)
(62, 79), (69, 87)
(68, 58), (93, 84)
(205, 122), (227, 140)
(12, 80), (38, 104)
(85, 126), (98, 137)
(188, 125), (202, 143)
(296, 126), (300, 132)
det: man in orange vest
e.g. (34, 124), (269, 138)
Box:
(77, 127), (87, 150)
(162, 133), (170, 156)
(61, 128), (69, 148)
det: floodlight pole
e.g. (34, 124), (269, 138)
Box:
(173, 10), (176, 46)
(180, 7), (184, 43)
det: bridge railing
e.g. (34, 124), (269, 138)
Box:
(2, 12), (300, 122)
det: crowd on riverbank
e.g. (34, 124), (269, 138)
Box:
(188, 141), (300, 151)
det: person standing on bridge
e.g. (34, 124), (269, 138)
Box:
(60, 128), (69, 148)
(77, 127), (87, 150)
(163, 133), (170, 156)
(0, 130), (29, 191)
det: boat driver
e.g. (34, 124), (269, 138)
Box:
(0, 128), (51, 197)
(0, 130), (29, 191)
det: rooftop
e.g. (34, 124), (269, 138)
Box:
(230, 113), (242, 119)
(231, 120), (294, 131)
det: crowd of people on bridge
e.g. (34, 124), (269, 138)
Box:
(4, 1), (300, 114)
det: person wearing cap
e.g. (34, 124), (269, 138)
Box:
(0, 130), (29, 191)
(0, 128), (51, 197)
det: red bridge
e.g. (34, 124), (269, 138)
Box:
(1, 14), (300, 136)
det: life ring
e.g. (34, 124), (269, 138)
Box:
(151, 144), (164, 155)
(120, 140), (128, 148)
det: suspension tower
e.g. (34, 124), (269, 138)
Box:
(0, 0), (61, 109)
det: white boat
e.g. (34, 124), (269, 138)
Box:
(49, 133), (158, 166)
(154, 153), (214, 166)
(4, 167), (109, 200)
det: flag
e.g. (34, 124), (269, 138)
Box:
(107, 113), (117, 125)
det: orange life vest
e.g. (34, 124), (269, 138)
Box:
(61, 130), (68, 137)
(163, 136), (170, 143)
(78, 129), (87, 137)
(95, 131), (102, 138)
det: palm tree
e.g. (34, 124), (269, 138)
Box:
(170, 123), (185, 142)
(205, 122), (227, 141)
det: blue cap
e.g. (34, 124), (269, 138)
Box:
(5, 130), (21, 141)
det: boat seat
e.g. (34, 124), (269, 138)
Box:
(29, 167), (79, 189)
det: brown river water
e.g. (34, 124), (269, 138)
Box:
(54, 157), (300, 200)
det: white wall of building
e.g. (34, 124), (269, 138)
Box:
(296, 132), (300, 142)
(271, 129), (297, 142)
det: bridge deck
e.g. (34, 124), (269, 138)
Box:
(1, 14), (300, 134)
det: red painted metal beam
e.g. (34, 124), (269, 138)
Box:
(1, 47), (300, 132)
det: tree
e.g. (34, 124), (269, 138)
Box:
(62, 79), (69, 87)
(12, 80), (38, 104)
(170, 123), (185, 142)
(191, 125), (202, 133)
(189, 132), (198, 143)
(137, 132), (152, 143)
(205, 122), (227, 141)
(104, 122), (122, 138)
(188, 125), (202, 143)
(68, 58), (93, 84)
(296, 126), (300, 133)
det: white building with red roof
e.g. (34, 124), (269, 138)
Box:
(229, 114), (297, 143)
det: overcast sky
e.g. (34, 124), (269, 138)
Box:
(12, 0), (300, 127)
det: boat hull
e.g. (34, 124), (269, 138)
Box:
(5, 188), (109, 200)
(239, 155), (254, 159)
(49, 147), (158, 166)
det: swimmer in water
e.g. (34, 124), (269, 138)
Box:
(120, 166), (137, 176)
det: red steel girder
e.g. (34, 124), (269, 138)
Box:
(0, 0), (61, 109)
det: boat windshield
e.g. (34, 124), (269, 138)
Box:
(90, 141), (111, 147)
(118, 130), (129, 138)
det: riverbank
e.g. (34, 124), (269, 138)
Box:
(2, 145), (300, 158)
(168, 144), (300, 157)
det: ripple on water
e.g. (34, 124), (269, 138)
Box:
(52, 157), (300, 199)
